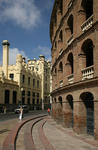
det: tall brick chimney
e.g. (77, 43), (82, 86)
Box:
(2, 40), (10, 78)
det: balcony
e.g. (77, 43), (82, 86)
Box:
(59, 49), (63, 56)
(81, 15), (93, 32)
(59, 80), (63, 87)
(67, 34), (74, 45)
(67, 74), (74, 84)
(81, 65), (94, 80)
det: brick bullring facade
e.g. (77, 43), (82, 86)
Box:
(50, 0), (98, 139)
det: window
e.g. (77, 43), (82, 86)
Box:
(22, 75), (25, 83)
(37, 93), (39, 97)
(37, 99), (39, 104)
(67, 15), (73, 34)
(67, 53), (74, 74)
(45, 83), (47, 90)
(27, 98), (30, 104)
(32, 99), (35, 104)
(55, 68), (57, 74)
(28, 91), (30, 96)
(59, 62), (63, 72)
(28, 77), (30, 85)
(46, 69), (47, 73)
(32, 92), (35, 97)
(81, 0), (93, 20)
(27, 91), (30, 104)
(59, 30), (63, 42)
(13, 91), (17, 104)
(36, 66), (39, 71)
(37, 80), (39, 88)
(9, 74), (14, 80)
(33, 79), (35, 88)
(32, 66), (34, 71)
(45, 76), (47, 81)
(22, 91), (25, 96)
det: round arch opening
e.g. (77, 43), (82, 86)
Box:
(80, 92), (94, 135)
(66, 95), (74, 127)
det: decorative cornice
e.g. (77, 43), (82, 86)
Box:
(2, 40), (10, 46)
(51, 77), (98, 96)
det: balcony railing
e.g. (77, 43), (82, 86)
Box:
(67, 34), (74, 45)
(81, 65), (94, 80)
(59, 49), (63, 56)
(81, 15), (93, 32)
(67, 74), (74, 84)
(59, 80), (63, 87)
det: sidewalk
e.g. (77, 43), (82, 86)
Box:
(44, 117), (98, 150)
(0, 119), (18, 150)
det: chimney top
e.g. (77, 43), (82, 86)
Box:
(2, 40), (10, 46)
(39, 55), (45, 58)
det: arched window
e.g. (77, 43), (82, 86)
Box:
(27, 91), (31, 104)
(13, 91), (17, 104)
(82, 39), (93, 67)
(66, 94), (73, 127)
(5, 90), (10, 104)
(67, 15), (73, 34)
(59, 61), (63, 72)
(22, 75), (25, 83)
(81, 0), (93, 19)
(54, 98), (56, 103)
(59, 30), (63, 42)
(54, 68), (57, 74)
(67, 53), (74, 74)
(58, 96), (63, 106)
(59, 0), (63, 14)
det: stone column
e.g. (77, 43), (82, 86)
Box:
(39, 55), (45, 110)
(77, 9), (86, 35)
(73, 101), (87, 134)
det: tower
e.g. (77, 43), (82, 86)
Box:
(2, 40), (10, 78)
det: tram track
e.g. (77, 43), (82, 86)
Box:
(2, 114), (47, 150)
(2, 114), (98, 150)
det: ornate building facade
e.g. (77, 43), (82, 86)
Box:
(50, 0), (98, 139)
(0, 40), (51, 110)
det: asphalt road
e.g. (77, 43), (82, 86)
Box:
(0, 110), (47, 122)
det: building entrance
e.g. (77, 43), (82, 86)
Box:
(80, 92), (94, 135)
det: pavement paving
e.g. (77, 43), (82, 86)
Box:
(43, 116), (98, 150)
(0, 119), (18, 150)
(0, 114), (98, 150)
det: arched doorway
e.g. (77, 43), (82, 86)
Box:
(66, 95), (73, 127)
(13, 91), (17, 104)
(80, 92), (94, 135)
(5, 90), (10, 104)
(58, 96), (63, 122)
(53, 98), (57, 119)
